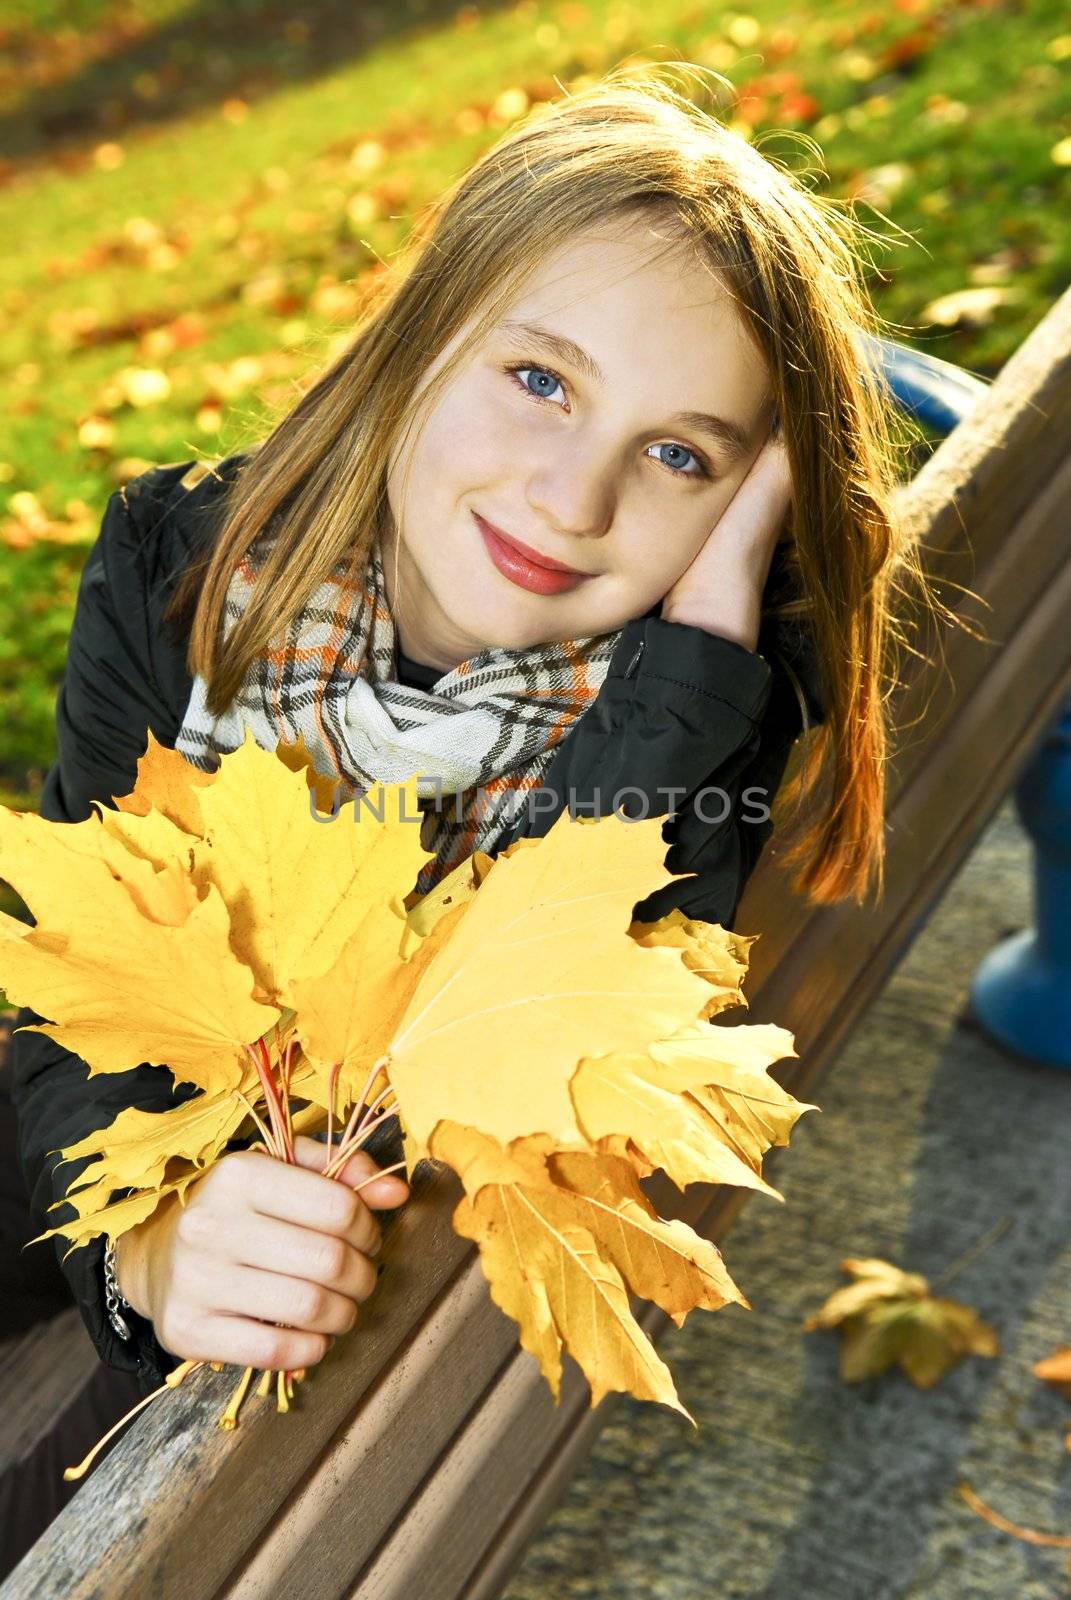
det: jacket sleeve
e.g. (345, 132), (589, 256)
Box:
(10, 479), (194, 1387)
(500, 602), (826, 933)
(643, 612), (824, 930)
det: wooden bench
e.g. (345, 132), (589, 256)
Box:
(4, 283), (1070, 1600)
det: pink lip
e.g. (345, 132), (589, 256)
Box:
(474, 512), (592, 596)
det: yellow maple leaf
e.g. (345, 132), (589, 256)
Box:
(629, 911), (757, 1021)
(56, 1083), (251, 1211)
(0, 803), (197, 929)
(377, 816), (724, 1163)
(804, 1256), (1000, 1387)
(571, 1020), (811, 1197)
(543, 1142), (748, 1325)
(51, 1169), (205, 1252)
(291, 894), (467, 1110)
(36, 1022), (330, 1251)
(181, 727), (431, 1010)
(112, 733), (217, 835)
(399, 845), (497, 942)
(2, 732), (447, 1259)
(1, 877), (276, 1090)
(430, 1120), (745, 1418)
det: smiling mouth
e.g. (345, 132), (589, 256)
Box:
(472, 512), (590, 575)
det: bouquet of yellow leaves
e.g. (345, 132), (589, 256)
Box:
(0, 729), (814, 1466)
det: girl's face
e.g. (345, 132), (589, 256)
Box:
(382, 218), (775, 671)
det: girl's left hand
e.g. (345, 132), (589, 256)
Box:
(660, 432), (793, 638)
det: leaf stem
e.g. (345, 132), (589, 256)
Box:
(62, 1359), (205, 1481)
(280, 1037), (297, 1152)
(244, 1040), (293, 1162)
(349, 1159), (409, 1192)
(261, 1036), (294, 1161)
(323, 1060), (343, 1172)
(234, 1087), (279, 1158)
(958, 1480), (1071, 1547)
(932, 1215), (1015, 1293)
(322, 1101), (399, 1179)
(219, 1366), (256, 1430)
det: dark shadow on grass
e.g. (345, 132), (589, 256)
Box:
(0, 0), (513, 177)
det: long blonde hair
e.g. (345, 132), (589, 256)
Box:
(165, 64), (946, 909)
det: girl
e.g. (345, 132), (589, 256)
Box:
(6, 64), (929, 1543)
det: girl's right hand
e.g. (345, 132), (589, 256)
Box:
(659, 432), (793, 646)
(115, 1136), (409, 1372)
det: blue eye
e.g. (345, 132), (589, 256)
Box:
(515, 365), (566, 404)
(653, 442), (704, 476)
(503, 361), (712, 481)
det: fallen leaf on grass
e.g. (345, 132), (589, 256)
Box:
(804, 1256), (999, 1386)
(2, 491), (98, 549)
(918, 285), (1020, 329)
(1034, 1346), (1071, 1397)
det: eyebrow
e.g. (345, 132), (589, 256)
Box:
(498, 317), (754, 462)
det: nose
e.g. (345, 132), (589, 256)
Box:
(523, 432), (617, 544)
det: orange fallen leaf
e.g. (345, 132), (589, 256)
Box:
(1034, 1344), (1071, 1450)
(1034, 1346), (1071, 1398)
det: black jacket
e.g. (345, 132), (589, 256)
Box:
(9, 451), (826, 1387)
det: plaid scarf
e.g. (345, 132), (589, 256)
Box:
(174, 531), (622, 896)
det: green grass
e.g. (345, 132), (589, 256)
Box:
(0, 0), (1069, 831)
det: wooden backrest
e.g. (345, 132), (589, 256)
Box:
(5, 287), (1070, 1600)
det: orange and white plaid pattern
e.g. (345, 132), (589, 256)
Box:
(174, 531), (621, 896)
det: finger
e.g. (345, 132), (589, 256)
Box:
(292, 1135), (410, 1210)
(163, 1314), (331, 1373)
(210, 1262), (364, 1336)
(217, 1211), (379, 1298)
(740, 432), (790, 487)
(223, 1147), (374, 1243)
(716, 438), (793, 534)
(291, 1135), (337, 1174)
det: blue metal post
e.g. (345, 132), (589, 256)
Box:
(970, 698), (1071, 1069)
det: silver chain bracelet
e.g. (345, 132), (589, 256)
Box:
(103, 1237), (133, 1341)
